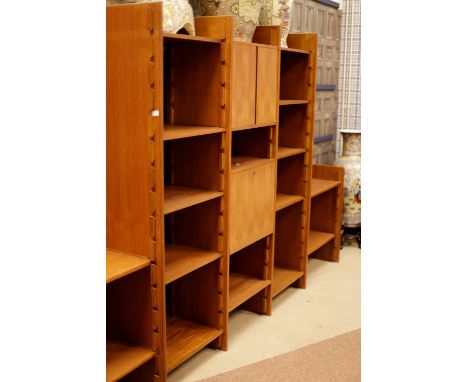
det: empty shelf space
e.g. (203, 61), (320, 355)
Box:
(106, 340), (154, 382)
(231, 156), (275, 173)
(279, 99), (309, 105)
(165, 244), (221, 284)
(163, 33), (221, 44)
(275, 193), (304, 211)
(308, 230), (335, 255)
(277, 146), (306, 159)
(163, 124), (224, 141)
(106, 250), (150, 284)
(229, 273), (271, 312)
(166, 317), (223, 373)
(281, 47), (310, 55)
(272, 266), (304, 297)
(164, 185), (222, 215)
(310, 178), (341, 198)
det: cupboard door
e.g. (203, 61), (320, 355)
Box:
(229, 162), (275, 254)
(232, 43), (256, 129)
(256, 46), (278, 125)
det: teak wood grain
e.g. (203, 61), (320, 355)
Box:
(165, 244), (221, 284)
(106, 340), (154, 382)
(163, 185), (222, 215)
(309, 164), (344, 262)
(275, 193), (304, 211)
(229, 273), (271, 312)
(229, 162), (275, 254)
(231, 43), (256, 129)
(256, 46), (279, 125)
(107, 3), (153, 259)
(163, 124), (224, 141)
(166, 317), (223, 372)
(106, 249), (151, 284)
(272, 267), (304, 297)
(274, 33), (318, 292)
(307, 230), (335, 255)
(107, 4), (165, 381)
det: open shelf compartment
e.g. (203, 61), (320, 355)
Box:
(273, 203), (305, 296)
(231, 126), (274, 173)
(164, 35), (221, 128)
(280, 49), (310, 100)
(165, 198), (221, 284)
(229, 237), (271, 314)
(165, 261), (223, 372)
(164, 134), (223, 214)
(107, 267), (153, 380)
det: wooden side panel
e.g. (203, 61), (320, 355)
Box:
(287, 33), (314, 51)
(229, 163), (275, 254)
(256, 47), (278, 125)
(252, 26), (281, 46)
(106, 4), (153, 258)
(231, 43), (256, 129)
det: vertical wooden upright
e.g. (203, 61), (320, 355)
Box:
(107, 3), (163, 381)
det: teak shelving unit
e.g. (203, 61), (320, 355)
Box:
(273, 34), (318, 295)
(107, 3), (342, 380)
(308, 164), (344, 262)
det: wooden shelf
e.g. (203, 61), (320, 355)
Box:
(307, 230), (335, 255)
(164, 185), (222, 215)
(165, 244), (221, 284)
(232, 122), (274, 132)
(106, 250), (150, 284)
(231, 156), (275, 173)
(310, 178), (341, 198)
(281, 47), (310, 55)
(229, 273), (271, 312)
(166, 318), (223, 373)
(106, 340), (154, 382)
(277, 146), (306, 159)
(272, 266), (304, 297)
(275, 193), (304, 211)
(163, 33), (221, 44)
(279, 99), (309, 105)
(163, 124), (224, 141)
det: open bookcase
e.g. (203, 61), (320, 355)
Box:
(107, 4), (232, 380)
(308, 164), (344, 262)
(272, 34), (318, 297)
(107, 3), (342, 379)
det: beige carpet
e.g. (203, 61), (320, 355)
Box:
(168, 246), (361, 382)
(199, 329), (361, 382)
